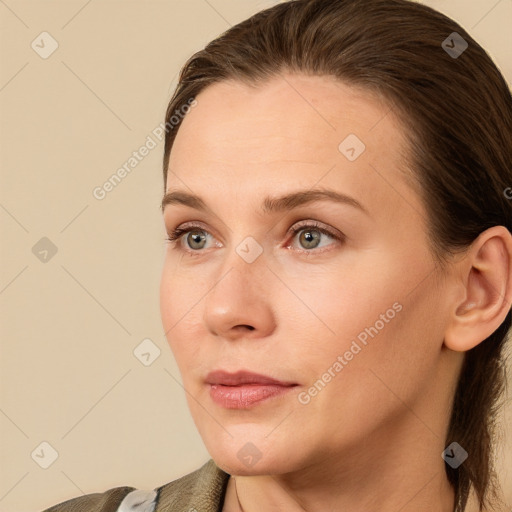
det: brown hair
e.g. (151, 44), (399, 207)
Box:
(161, 0), (512, 510)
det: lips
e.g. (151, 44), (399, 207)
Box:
(205, 370), (298, 409)
(205, 370), (297, 387)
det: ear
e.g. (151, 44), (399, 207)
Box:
(444, 225), (512, 352)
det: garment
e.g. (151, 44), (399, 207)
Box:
(41, 459), (230, 512)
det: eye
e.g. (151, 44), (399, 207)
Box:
(287, 221), (343, 252)
(166, 224), (215, 251)
(165, 220), (343, 254)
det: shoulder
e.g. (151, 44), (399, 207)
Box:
(41, 486), (142, 512)
(40, 459), (230, 512)
(155, 458), (230, 510)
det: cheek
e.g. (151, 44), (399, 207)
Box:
(159, 264), (175, 338)
(282, 256), (402, 354)
(159, 262), (202, 364)
(160, 256), (202, 328)
(292, 300), (442, 451)
(296, 251), (442, 400)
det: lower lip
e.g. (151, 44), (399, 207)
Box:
(208, 384), (296, 409)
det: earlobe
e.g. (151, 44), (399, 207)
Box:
(444, 226), (512, 352)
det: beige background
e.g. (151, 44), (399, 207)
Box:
(0, 1), (511, 511)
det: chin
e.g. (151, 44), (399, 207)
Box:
(205, 436), (304, 477)
(212, 454), (290, 477)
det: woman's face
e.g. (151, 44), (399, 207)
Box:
(160, 73), (457, 476)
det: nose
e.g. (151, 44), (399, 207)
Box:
(203, 247), (276, 341)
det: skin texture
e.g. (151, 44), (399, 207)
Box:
(159, 73), (512, 512)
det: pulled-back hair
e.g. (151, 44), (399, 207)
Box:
(162, 1), (512, 510)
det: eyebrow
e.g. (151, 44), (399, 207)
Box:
(161, 188), (369, 216)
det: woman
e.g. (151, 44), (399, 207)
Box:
(43, 0), (512, 511)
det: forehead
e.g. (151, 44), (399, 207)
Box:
(166, 73), (420, 223)
(170, 73), (400, 163)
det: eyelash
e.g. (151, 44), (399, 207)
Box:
(165, 221), (343, 255)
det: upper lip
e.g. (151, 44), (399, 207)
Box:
(205, 370), (297, 387)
